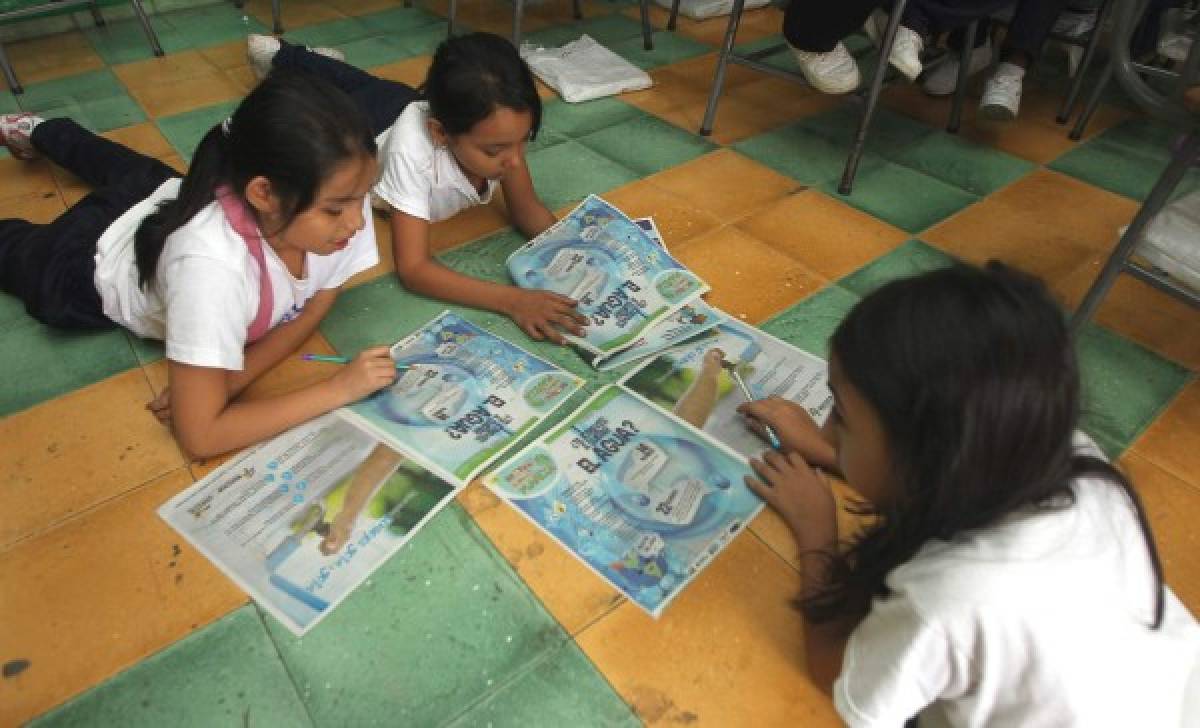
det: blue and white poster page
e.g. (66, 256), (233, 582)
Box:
(159, 415), (457, 636)
(338, 311), (584, 486)
(622, 316), (833, 459)
(507, 196), (709, 367)
(483, 385), (761, 617)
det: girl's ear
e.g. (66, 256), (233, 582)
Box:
(243, 176), (278, 215)
(426, 117), (449, 148)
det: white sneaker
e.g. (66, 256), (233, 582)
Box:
(791, 42), (861, 95)
(247, 34), (347, 81)
(889, 26), (924, 81)
(0, 113), (43, 161)
(922, 39), (992, 96)
(979, 62), (1024, 121)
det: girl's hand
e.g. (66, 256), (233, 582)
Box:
(745, 450), (837, 551)
(146, 387), (172, 426)
(738, 397), (836, 471)
(331, 346), (397, 404)
(504, 288), (587, 344)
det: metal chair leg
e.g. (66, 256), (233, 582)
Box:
(89, 0), (106, 27)
(668, 0), (681, 31)
(447, 0), (457, 36)
(700, 0), (746, 136)
(272, 0), (283, 34)
(513, 0), (523, 47)
(840, 0), (909, 195)
(1069, 59), (1112, 140)
(573, 0), (583, 20)
(947, 19), (978, 134)
(129, 0), (164, 57)
(1071, 131), (1200, 331)
(0, 41), (23, 95)
(1057, 0), (1113, 123)
(640, 0), (653, 50)
(404, 0), (412, 6)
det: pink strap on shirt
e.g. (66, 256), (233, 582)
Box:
(215, 185), (273, 343)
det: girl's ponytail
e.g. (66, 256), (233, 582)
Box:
(133, 124), (232, 287)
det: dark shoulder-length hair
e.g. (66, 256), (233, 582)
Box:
(803, 262), (1165, 629)
(133, 69), (376, 287)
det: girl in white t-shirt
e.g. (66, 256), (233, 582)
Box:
(0, 72), (397, 458)
(739, 262), (1199, 727)
(248, 31), (588, 345)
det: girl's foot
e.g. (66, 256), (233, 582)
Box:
(0, 113), (43, 161)
(791, 43), (861, 94)
(246, 34), (347, 80)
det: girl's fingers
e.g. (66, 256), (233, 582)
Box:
(748, 456), (779, 484)
(744, 474), (775, 503)
(553, 313), (584, 336)
(523, 321), (545, 342)
(548, 292), (578, 307)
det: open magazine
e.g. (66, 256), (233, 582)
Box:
(507, 195), (710, 369)
(482, 320), (833, 616)
(159, 311), (584, 635)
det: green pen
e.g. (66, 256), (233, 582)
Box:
(302, 353), (410, 371)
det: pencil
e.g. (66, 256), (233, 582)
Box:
(726, 365), (783, 450)
(302, 354), (411, 371)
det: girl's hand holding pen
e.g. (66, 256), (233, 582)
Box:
(737, 396), (838, 472)
(330, 346), (397, 403)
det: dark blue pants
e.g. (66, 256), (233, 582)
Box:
(0, 118), (176, 329)
(272, 41), (422, 139)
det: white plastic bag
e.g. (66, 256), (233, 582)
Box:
(652, 0), (770, 21)
(1123, 188), (1200, 293)
(520, 35), (653, 103)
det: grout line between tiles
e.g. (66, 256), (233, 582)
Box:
(253, 605), (322, 728)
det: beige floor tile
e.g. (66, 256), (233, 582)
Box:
(924, 169), (1138, 288)
(6, 31), (105, 86)
(101, 122), (176, 160)
(671, 225), (827, 322)
(882, 83), (1131, 165)
(0, 157), (59, 203)
(749, 478), (872, 572)
(430, 197), (510, 253)
(112, 49), (221, 89)
(197, 39), (252, 70)
(737, 189), (908, 280)
(457, 479), (502, 516)
(1132, 380), (1200, 491)
(577, 532), (841, 726)
(471, 496), (625, 634)
(0, 469), (247, 725)
(1121, 453), (1200, 613)
(244, 0), (347, 28)
(0, 369), (186, 549)
(647, 148), (801, 221)
(371, 55), (432, 86)
(596, 178), (723, 246)
(1, 190), (66, 225)
(1055, 263), (1200, 371)
(128, 71), (246, 119)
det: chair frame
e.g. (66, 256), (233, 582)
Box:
(446, 0), (655, 50)
(0, 0), (162, 94)
(1071, 0), (1200, 331)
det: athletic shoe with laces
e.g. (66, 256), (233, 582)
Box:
(791, 42), (861, 94)
(247, 34), (347, 81)
(922, 39), (993, 96)
(0, 113), (43, 161)
(979, 62), (1025, 121)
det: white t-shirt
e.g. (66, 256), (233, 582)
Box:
(834, 440), (1200, 728)
(93, 180), (378, 370)
(372, 101), (496, 222)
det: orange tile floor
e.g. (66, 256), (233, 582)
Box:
(2, 1), (1199, 725)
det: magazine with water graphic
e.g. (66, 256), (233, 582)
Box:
(622, 315), (833, 458)
(507, 196), (709, 367)
(337, 311), (585, 486)
(482, 385), (761, 617)
(159, 415), (456, 635)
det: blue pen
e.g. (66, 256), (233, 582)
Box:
(723, 360), (783, 450)
(302, 353), (410, 371)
